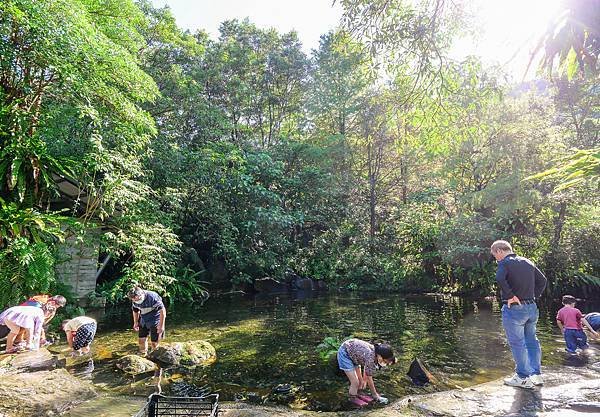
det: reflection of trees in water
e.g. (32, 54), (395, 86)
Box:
(454, 303), (510, 374)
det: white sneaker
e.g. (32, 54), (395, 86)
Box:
(503, 374), (535, 389)
(529, 374), (543, 386)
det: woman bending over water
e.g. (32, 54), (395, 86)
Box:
(337, 338), (395, 406)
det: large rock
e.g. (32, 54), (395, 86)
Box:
(254, 277), (289, 293)
(0, 368), (96, 416)
(115, 354), (158, 375)
(314, 280), (328, 291)
(0, 348), (64, 376)
(292, 277), (314, 290)
(283, 270), (301, 284)
(404, 365), (600, 417)
(148, 340), (216, 367)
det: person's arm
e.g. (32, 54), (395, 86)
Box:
(366, 375), (388, 403)
(495, 262), (517, 303)
(533, 266), (547, 298)
(557, 319), (564, 333)
(132, 309), (140, 331)
(157, 307), (166, 338)
(65, 330), (74, 349)
(365, 375), (379, 398)
(358, 366), (366, 390)
(582, 318), (600, 338)
(31, 315), (43, 349)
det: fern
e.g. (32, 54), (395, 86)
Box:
(0, 238), (57, 308)
(574, 273), (600, 289)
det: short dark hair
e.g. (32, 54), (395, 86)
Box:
(61, 319), (70, 331)
(127, 286), (144, 299)
(562, 295), (577, 305)
(374, 343), (396, 364)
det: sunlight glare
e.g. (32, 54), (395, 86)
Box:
(452, 0), (562, 79)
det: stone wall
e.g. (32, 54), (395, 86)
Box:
(55, 234), (100, 301)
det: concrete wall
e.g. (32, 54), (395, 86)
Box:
(55, 235), (99, 301)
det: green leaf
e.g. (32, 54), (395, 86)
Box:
(8, 158), (22, 191)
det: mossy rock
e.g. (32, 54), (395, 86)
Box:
(148, 340), (216, 367)
(115, 354), (158, 375)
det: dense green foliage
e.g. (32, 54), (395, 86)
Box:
(0, 0), (598, 307)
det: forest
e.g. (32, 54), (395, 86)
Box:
(0, 0), (598, 307)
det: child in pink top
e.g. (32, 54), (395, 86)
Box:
(556, 295), (589, 353)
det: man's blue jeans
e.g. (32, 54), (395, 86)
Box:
(501, 303), (541, 379)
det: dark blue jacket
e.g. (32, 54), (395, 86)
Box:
(495, 254), (547, 301)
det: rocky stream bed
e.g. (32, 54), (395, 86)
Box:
(1, 346), (599, 417)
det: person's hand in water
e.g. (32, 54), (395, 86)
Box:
(376, 395), (389, 404)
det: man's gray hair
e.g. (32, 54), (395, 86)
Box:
(127, 286), (144, 299)
(491, 240), (513, 253)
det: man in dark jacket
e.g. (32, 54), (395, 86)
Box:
(127, 287), (167, 355)
(491, 240), (547, 389)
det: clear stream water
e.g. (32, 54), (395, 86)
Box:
(62, 292), (600, 415)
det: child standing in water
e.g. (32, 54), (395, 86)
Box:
(337, 338), (395, 406)
(556, 295), (589, 353)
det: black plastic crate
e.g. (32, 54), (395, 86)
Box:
(134, 393), (219, 417)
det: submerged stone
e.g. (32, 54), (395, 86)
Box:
(115, 354), (158, 375)
(148, 340), (216, 367)
(170, 381), (210, 397)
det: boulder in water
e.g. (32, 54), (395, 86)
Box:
(0, 368), (96, 416)
(148, 340), (216, 367)
(314, 280), (328, 291)
(115, 354), (158, 375)
(0, 348), (64, 376)
(283, 270), (302, 284)
(254, 277), (289, 293)
(292, 277), (314, 290)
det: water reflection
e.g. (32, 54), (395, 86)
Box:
(75, 292), (600, 412)
(68, 359), (95, 380)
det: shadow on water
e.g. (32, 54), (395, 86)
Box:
(69, 292), (600, 412)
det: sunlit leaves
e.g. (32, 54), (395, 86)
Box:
(527, 147), (600, 191)
(531, 0), (600, 79)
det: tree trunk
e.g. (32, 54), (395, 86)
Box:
(368, 142), (376, 253)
